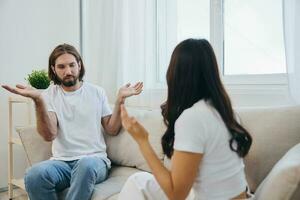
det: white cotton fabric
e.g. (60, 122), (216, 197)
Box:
(42, 82), (112, 167)
(173, 100), (248, 200)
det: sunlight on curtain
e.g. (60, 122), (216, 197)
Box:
(85, 0), (162, 107)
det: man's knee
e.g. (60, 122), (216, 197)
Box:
(75, 157), (98, 175)
(24, 163), (53, 190)
(74, 157), (107, 181)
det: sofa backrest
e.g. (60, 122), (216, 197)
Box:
(104, 107), (166, 172)
(16, 107), (167, 172)
(16, 125), (52, 166)
(236, 106), (300, 191)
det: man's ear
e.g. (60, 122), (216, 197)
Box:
(51, 65), (56, 75)
(78, 61), (81, 71)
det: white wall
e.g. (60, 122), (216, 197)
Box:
(0, 0), (80, 188)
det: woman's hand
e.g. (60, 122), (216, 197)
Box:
(120, 104), (149, 145)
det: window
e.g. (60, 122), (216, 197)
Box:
(177, 0), (210, 42)
(157, 0), (287, 85)
(157, 0), (210, 84)
(224, 0), (286, 75)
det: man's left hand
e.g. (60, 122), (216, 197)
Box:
(117, 82), (143, 104)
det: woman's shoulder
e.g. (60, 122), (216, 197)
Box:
(176, 100), (222, 134)
(174, 100), (212, 151)
(179, 100), (214, 121)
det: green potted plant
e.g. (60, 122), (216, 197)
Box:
(26, 69), (51, 89)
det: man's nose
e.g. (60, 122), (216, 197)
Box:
(65, 66), (72, 75)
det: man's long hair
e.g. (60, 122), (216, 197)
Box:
(48, 44), (85, 84)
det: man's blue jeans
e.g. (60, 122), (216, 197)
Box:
(24, 156), (109, 200)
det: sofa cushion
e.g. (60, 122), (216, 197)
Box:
(236, 106), (300, 192)
(254, 143), (300, 200)
(93, 166), (142, 200)
(106, 194), (118, 200)
(58, 166), (142, 200)
(15, 125), (52, 166)
(104, 107), (166, 172)
(108, 165), (143, 177)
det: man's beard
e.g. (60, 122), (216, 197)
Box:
(57, 75), (79, 87)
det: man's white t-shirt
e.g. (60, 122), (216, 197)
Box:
(42, 82), (112, 167)
(174, 100), (247, 200)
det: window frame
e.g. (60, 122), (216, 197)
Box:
(156, 0), (288, 89)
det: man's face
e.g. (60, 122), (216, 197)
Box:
(52, 53), (81, 87)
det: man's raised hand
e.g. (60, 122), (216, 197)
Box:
(117, 82), (143, 104)
(2, 84), (42, 100)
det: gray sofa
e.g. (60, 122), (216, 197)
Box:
(16, 106), (300, 199)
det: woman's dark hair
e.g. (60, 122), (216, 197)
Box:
(48, 43), (85, 84)
(161, 39), (252, 158)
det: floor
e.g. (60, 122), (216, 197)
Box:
(0, 189), (28, 200)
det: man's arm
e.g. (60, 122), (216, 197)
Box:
(34, 96), (58, 141)
(101, 82), (143, 135)
(2, 84), (58, 141)
(101, 99), (122, 135)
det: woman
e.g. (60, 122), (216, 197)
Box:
(119, 39), (253, 200)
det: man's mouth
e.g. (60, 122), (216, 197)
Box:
(64, 76), (74, 80)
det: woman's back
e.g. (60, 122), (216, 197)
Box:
(174, 100), (247, 199)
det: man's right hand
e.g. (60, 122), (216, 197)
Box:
(1, 84), (42, 101)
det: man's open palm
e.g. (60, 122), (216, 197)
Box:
(118, 82), (143, 99)
(2, 84), (41, 99)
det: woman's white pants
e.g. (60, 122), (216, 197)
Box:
(118, 172), (197, 200)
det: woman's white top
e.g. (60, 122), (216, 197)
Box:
(174, 100), (247, 200)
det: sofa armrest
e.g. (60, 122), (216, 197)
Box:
(254, 143), (300, 200)
(15, 125), (52, 166)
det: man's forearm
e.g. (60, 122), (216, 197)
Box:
(105, 82), (143, 135)
(33, 97), (57, 141)
(105, 99), (122, 135)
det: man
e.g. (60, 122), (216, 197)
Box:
(2, 43), (143, 200)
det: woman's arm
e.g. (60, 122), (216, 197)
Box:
(121, 105), (202, 200)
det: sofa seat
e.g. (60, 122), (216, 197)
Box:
(58, 166), (143, 200)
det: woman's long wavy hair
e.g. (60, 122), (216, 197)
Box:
(161, 39), (252, 158)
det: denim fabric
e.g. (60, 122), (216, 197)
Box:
(24, 156), (108, 200)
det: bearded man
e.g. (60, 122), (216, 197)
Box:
(2, 43), (143, 200)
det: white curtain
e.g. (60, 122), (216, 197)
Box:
(283, 0), (300, 104)
(85, 0), (162, 107)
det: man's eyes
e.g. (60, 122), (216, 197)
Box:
(57, 64), (75, 68)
